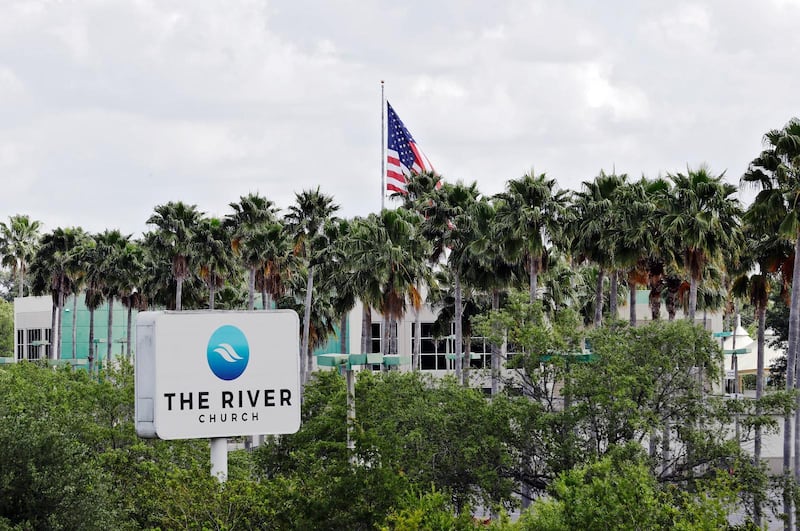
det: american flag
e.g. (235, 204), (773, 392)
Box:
(386, 101), (434, 194)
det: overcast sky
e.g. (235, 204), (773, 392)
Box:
(1, 0), (798, 237)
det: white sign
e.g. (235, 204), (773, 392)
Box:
(135, 310), (301, 440)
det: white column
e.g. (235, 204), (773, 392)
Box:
(210, 437), (228, 482)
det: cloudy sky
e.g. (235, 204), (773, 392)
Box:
(1, 0), (798, 236)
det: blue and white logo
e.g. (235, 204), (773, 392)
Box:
(207, 325), (250, 381)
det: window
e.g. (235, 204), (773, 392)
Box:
(44, 328), (51, 359)
(469, 336), (491, 369)
(414, 323), (452, 371)
(16, 329), (24, 361)
(506, 341), (522, 366)
(26, 329), (41, 360)
(370, 322), (397, 370)
(370, 323), (382, 355)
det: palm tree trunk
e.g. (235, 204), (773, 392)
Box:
(301, 267), (314, 385)
(662, 422), (671, 476)
(755, 302), (766, 527)
(54, 298), (62, 360)
(340, 313), (348, 354)
(176, 276), (183, 311)
(392, 316), (399, 356)
(71, 295), (78, 359)
(666, 289), (676, 322)
(629, 278), (637, 326)
(413, 306), (421, 372)
(107, 297), (114, 369)
(609, 271), (618, 319)
(688, 276), (698, 323)
(49, 301), (56, 360)
(209, 282), (216, 310)
(88, 308), (95, 375)
(381, 317), (390, 373)
(56, 289), (65, 359)
(248, 267), (256, 311)
(649, 282), (663, 321)
(463, 330), (471, 386)
(339, 312), (350, 354)
(454, 272), (463, 385)
(346, 366), (356, 465)
(784, 236), (800, 530)
(361, 304), (371, 354)
(126, 305), (133, 358)
(529, 256), (539, 303)
(17, 268), (24, 298)
(491, 289), (500, 396)
(593, 267), (605, 327)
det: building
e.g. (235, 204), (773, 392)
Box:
(9, 290), (734, 387)
(12, 295), (132, 366)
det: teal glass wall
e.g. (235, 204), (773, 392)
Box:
(58, 295), (346, 359)
(59, 295), (136, 362)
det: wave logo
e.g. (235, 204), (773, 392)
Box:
(206, 325), (250, 381)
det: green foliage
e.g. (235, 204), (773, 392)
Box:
(518, 447), (737, 531)
(0, 299), (12, 357)
(0, 362), (123, 529)
(255, 369), (516, 527)
(381, 487), (479, 531)
(357, 371), (517, 512)
(0, 313), (784, 528)
(568, 320), (722, 458)
(253, 370), (410, 530)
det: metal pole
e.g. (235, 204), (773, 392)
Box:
(210, 437), (228, 482)
(380, 80), (385, 212)
(734, 314), (740, 443)
(346, 366), (356, 465)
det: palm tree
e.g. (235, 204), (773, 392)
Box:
(348, 209), (432, 362)
(285, 188), (340, 384)
(344, 215), (389, 357)
(29, 227), (88, 359)
(571, 171), (626, 327)
(742, 119), (800, 527)
(118, 240), (146, 357)
(255, 222), (295, 311)
(276, 269), (337, 355)
(225, 193), (279, 310)
(497, 171), (568, 303)
(538, 250), (584, 316)
(139, 231), (180, 310)
(94, 230), (132, 367)
(469, 196), (521, 393)
(73, 235), (102, 373)
(392, 170), (442, 208)
(663, 166), (742, 323)
(419, 181), (481, 385)
(0, 214), (42, 298)
(393, 172), (446, 368)
(146, 202), (202, 311)
(64, 239), (88, 360)
(317, 218), (356, 354)
(731, 270), (770, 526)
(195, 217), (236, 310)
(613, 177), (670, 325)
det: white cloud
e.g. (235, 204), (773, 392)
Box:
(0, 0), (798, 234)
(581, 63), (650, 121)
(0, 67), (25, 100)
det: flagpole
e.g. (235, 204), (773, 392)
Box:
(380, 80), (386, 212)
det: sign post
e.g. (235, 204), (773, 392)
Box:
(135, 310), (301, 481)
